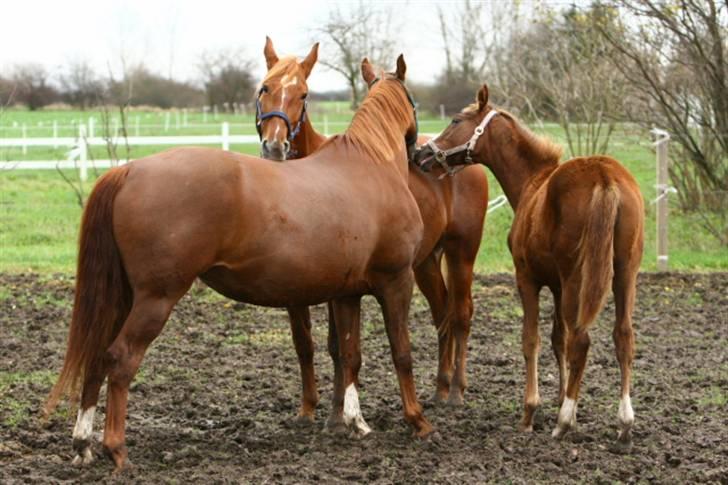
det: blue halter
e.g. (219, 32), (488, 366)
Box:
(255, 86), (307, 158)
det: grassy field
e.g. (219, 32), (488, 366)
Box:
(1, 104), (725, 274)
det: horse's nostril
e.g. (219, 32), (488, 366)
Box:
(283, 140), (291, 153)
(262, 140), (269, 151)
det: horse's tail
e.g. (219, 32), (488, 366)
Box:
(45, 165), (133, 416)
(575, 184), (620, 329)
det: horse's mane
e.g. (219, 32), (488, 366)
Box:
(322, 77), (413, 163)
(464, 103), (563, 165)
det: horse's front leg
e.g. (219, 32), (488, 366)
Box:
(286, 305), (319, 422)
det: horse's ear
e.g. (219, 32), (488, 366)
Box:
(361, 58), (377, 86)
(395, 54), (406, 81)
(300, 42), (319, 78)
(264, 36), (279, 70)
(477, 84), (489, 111)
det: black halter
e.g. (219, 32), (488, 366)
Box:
(255, 86), (308, 158)
(368, 76), (419, 156)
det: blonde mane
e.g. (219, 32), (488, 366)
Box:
(323, 77), (414, 163)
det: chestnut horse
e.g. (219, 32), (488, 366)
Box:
(45, 55), (433, 470)
(257, 38), (489, 416)
(414, 85), (644, 450)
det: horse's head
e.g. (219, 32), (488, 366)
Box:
(360, 55), (419, 162)
(413, 84), (497, 174)
(257, 36), (319, 161)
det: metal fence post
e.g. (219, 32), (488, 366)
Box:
(652, 128), (670, 271)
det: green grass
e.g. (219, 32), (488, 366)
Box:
(1, 107), (726, 274)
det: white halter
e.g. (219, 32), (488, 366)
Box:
(424, 109), (499, 178)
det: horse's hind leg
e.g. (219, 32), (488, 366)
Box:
(376, 270), (433, 437)
(414, 252), (451, 403)
(517, 274), (542, 432)
(71, 361), (112, 465)
(552, 278), (591, 439)
(286, 305), (319, 422)
(325, 297), (368, 436)
(442, 242), (477, 406)
(102, 290), (185, 469)
(550, 288), (568, 405)
(612, 261), (637, 450)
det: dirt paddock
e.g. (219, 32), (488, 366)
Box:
(1, 272), (726, 483)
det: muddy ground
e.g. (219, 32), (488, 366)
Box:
(1, 272), (726, 483)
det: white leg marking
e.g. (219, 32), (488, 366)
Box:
(343, 383), (371, 436)
(72, 406), (96, 465)
(618, 394), (634, 439)
(552, 397), (577, 438)
(73, 406), (96, 441)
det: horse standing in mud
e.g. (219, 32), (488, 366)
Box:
(414, 85), (644, 450)
(257, 38), (489, 417)
(45, 55), (434, 470)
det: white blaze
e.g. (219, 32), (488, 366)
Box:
(343, 383), (372, 436)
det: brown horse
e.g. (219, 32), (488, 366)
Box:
(257, 37), (489, 413)
(414, 85), (644, 450)
(45, 55), (434, 470)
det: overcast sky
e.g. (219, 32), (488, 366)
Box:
(1, 0), (575, 91)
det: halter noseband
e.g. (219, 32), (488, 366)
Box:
(255, 86), (308, 158)
(418, 109), (498, 178)
(368, 76), (419, 156)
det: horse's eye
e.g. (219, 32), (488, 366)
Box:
(260, 85), (269, 94)
(301, 93), (308, 100)
(451, 118), (461, 125)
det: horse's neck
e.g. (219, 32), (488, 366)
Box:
(484, 129), (557, 210)
(291, 117), (327, 158)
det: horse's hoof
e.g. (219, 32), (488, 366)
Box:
(551, 423), (572, 439)
(431, 392), (449, 406)
(413, 420), (434, 439)
(518, 422), (534, 433)
(324, 415), (348, 435)
(292, 413), (315, 427)
(103, 443), (128, 471)
(71, 447), (94, 466)
(447, 392), (464, 407)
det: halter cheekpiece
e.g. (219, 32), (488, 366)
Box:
(418, 109), (498, 178)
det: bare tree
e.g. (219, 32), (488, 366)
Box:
(199, 48), (256, 111)
(316, 1), (397, 108)
(600, 0), (727, 244)
(59, 59), (104, 109)
(12, 64), (59, 110)
(501, 4), (627, 156)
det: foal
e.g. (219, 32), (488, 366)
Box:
(46, 55), (432, 470)
(257, 37), (489, 414)
(414, 85), (643, 449)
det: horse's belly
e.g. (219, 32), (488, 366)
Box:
(199, 259), (368, 307)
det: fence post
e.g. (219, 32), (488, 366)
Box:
(203, 106), (208, 123)
(439, 104), (445, 120)
(183, 108), (188, 127)
(88, 116), (95, 138)
(175, 110), (180, 130)
(78, 124), (88, 182)
(22, 123), (27, 155)
(164, 112), (170, 132)
(222, 122), (230, 151)
(652, 128), (670, 271)
(53, 120), (58, 148)
(135, 116), (140, 136)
